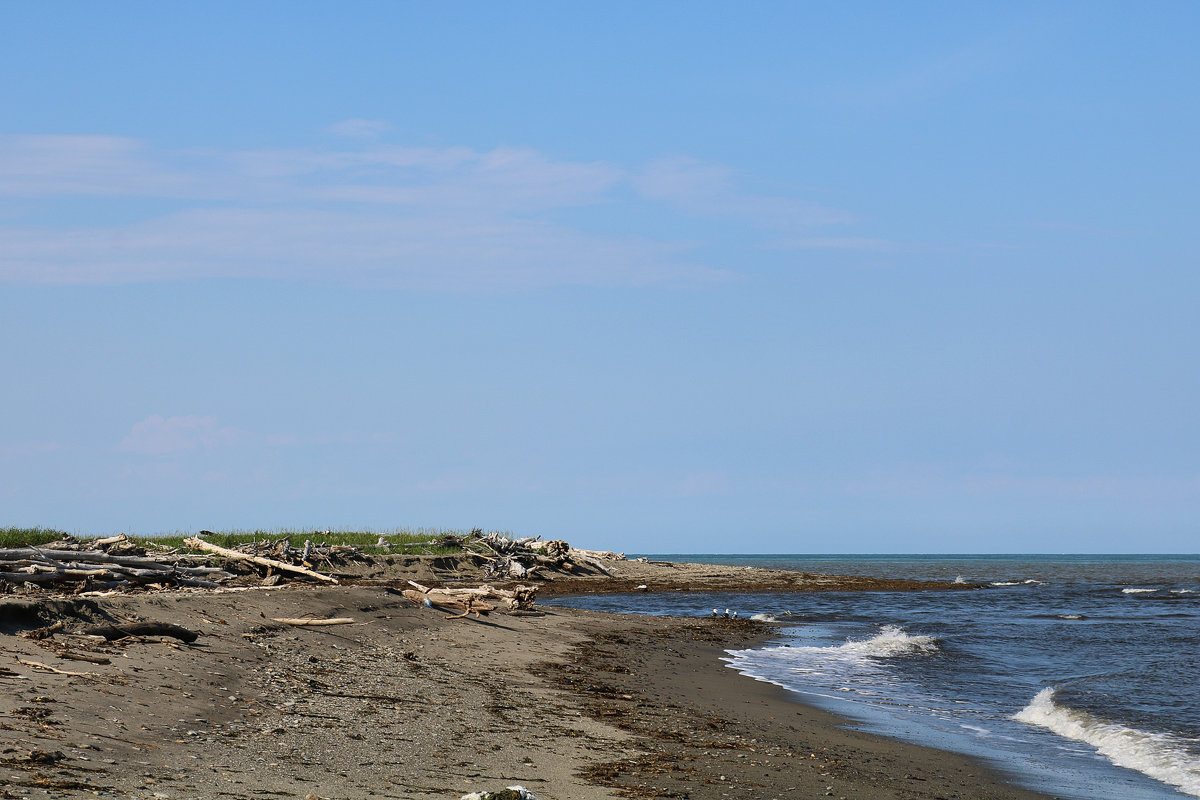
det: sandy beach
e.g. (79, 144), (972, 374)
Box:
(0, 558), (1058, 800)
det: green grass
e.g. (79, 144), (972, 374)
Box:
(1, 525), (515, 555)
(0, 527), (72, 548)
(134, 526), (506, 555)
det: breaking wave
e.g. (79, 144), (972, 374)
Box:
(1014, 688), (1200, 797)
(724, 624), (940, 690)
(831, 624), (940, 657)
(1123, 588), (1159, 594)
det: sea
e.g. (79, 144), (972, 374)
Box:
(546, 555), (1200, 800)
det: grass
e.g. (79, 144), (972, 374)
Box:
(1, 525), (515, 555)
(0, 527), (72, 548)
(140, 526), (495, 554)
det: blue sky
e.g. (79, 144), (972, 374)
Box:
(2, 2), (1197, 552)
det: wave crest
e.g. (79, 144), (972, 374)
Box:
(836, 624), (939, 658)
(1014, 688), (1200, 797)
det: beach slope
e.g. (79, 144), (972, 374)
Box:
(1, 582), (1049, 800)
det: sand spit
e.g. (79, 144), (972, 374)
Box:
(0, 557), (1039, 800)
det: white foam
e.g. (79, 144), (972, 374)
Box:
(1123, 588), (1158, 594)
(953, 575), (967, 584)
(1172, 589), (1197, 594)
(992, 581), (1023, 586)
(1014, 688), (1200, 797)
(826, 624), (940, 658)
(749, 613), (777, 622)
(1057, 614), (1084, 620)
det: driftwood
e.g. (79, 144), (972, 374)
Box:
(402, 580), (537, 612)
(51, 650), (111, 665)
(0, 547), (188, 571)
(401, 589), (496, 617)
(20, 621), (65, 640)
(81, 623), (200, 643)
(466, 533), (624, 579)
(444, 596), (495, 619)
(184, 537), (338, 584)
(0, 544), (235, 592)
(17, 659), (93, 677)
(270, 617), (356, 626)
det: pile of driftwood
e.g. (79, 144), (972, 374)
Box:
(0, 536), (235, 593)
(0, 530), (626, 594)
(0, 534), (345, 594)
(443, 531), (625, 580)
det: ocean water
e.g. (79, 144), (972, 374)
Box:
(547, 555), (1200, 800)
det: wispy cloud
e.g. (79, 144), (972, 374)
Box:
(0, 135), (197, 197)
(326, 118), (393, 139)
(634, 157), (852, 230)
(117, 415), (240, 457)
(0, 131), (854, 288)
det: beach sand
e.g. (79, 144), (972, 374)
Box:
(0, 578), (1052, 800)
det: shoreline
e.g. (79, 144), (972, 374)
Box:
(546, 609), (1052, 800)
(0, 581), (1053, 800)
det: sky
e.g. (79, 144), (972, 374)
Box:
(2, 2), (1198, 552)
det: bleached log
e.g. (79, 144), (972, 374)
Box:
(566, 546), (626, 561)
(400, 589), (496, 615)
(406, 580), (510, 598)
(17, 659), (93, 677)
(444, 596), (495, 619)
(184, 537), (338, 583)
(570, 554), (613, 575)
(271, 617), (356, 626)
(0, 547), (183, 571)
(404, 581), (537, 610)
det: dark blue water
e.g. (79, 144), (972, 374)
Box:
(548, 555), (1200, 800)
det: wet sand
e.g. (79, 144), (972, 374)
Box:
(0, 581), (1052, 800)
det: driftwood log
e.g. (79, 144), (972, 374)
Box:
(81, 622), (200, 643)
(401, 589), (496, 617)
(0, 545), (233, 590)
(270, 617), (356, 626)
(470, 534), (624, 578)
(183, 537), (338, 583)
(401, 580), (537, 613)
